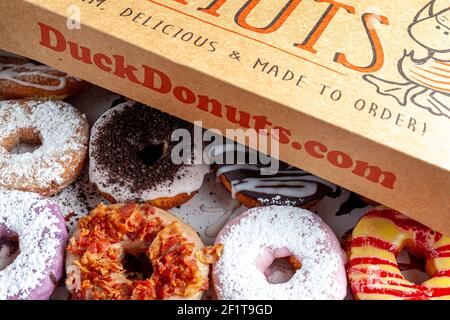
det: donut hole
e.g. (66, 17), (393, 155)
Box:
(122, 252), (153, 280)
(137, 142), (166, 166)
(0, 231), (20, 271)
(397, 249), (430, 285)
(256, 248), (301, 284)
(264, 256), (302, 284)
(3, 128), (42, 154)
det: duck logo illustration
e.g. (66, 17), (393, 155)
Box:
(363, 1), (450, 119)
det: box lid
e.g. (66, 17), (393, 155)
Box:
(0, 0), (449, 233)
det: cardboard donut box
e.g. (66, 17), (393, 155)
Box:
(0, 0), (449, 234)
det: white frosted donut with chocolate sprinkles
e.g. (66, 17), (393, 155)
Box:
(213, 206), (347, 300)
(89, 101), (210, 208)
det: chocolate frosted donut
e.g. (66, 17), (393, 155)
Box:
(212, 144), (339, 208)
(89, 101), (210, 208)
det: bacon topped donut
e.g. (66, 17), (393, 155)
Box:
(345, 208), (450, 300)
(65, 203), (210, 300)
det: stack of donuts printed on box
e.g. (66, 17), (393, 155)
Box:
(0, 49), (449, 300)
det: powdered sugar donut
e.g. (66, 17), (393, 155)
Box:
(0, 50), (88, 100)
(89, 101), (210, 209)
(0, 190), (67, 300)
(0, 100), (89, 196)
(213, 206), (347, 300)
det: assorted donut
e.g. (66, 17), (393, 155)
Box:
(0, 50), (88, 100)
(0, 190), (67, 300)
(89, 101), (210, 208)
(0, 50), (448, 300)
(66, 203), (209, 300)
(345, 208), (450, 300)
(0, 100), (89, 196)
(213, 206), (347, 300)
(211, 143), (340, 209)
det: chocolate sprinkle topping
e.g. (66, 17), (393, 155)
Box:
(92, 103), (194, 194)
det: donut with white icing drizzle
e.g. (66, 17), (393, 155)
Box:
(0, 190), (67, 300)
(89, 101), (210, 208)
(0, 50), (88, 100)
(0, 100), (89, 196)
(212, 206), (347, 300)
(212, 144), (339, 208)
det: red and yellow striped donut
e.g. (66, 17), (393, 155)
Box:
(345, 207), (450, 300)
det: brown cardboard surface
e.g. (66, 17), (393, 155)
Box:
(0, 0), (449, 233)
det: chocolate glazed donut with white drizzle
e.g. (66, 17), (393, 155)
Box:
(212, 144), (340, 209)
(0, 50), (88, 100)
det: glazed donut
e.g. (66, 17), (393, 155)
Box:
(66, 203), (210, 300)
(345, 207), (450, 300)
(212, 206), (347, 299)
(0, 190), (67, 300)
(89, 101), (210, 208)
(210, 144), (339, 208)
(0, 50), (88, 100)
(0, 100), (89, 196)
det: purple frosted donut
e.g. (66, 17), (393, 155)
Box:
(0, 190), (67, 300)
